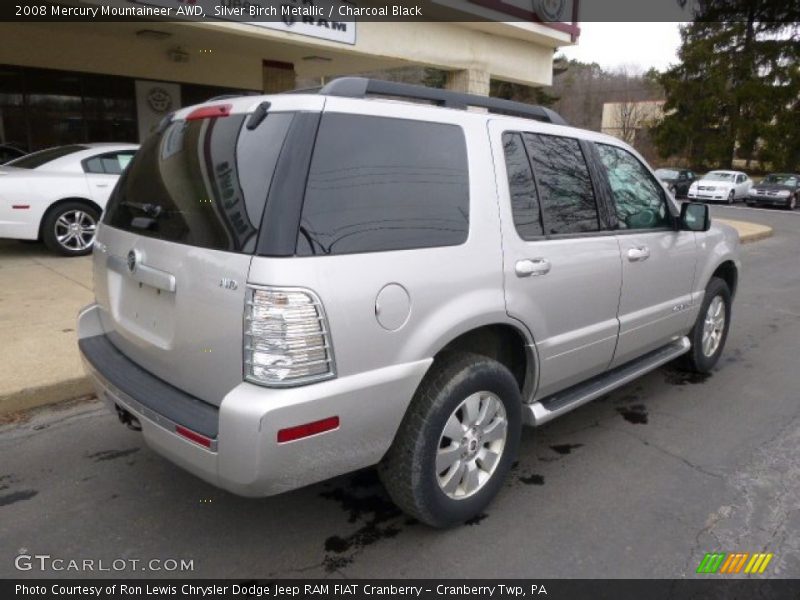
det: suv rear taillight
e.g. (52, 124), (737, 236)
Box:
(244, 286), (336, 387)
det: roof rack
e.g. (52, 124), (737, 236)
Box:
(316, 77), (567, 125)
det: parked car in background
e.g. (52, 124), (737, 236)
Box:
(0, 143), (138, 255)
(746, 173), (800, 210)
(78, 78), (740, 528)
(655, 168), (697, 198)
(0, 143), (27, 164)
(687, 170), (752, 203)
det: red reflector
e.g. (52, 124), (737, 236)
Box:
(185, 104), (232, 121)
(175, 425), (213, 448)
(12, 205), (30, 209)
(277, 416), (339, 443)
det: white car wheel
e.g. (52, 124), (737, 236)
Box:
(42, 202), (100, 257)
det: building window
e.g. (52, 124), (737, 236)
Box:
(0, 65), (137, 151)
(0, 65), (255, 152)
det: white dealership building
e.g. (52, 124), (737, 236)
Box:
(0, 0), (579, 150)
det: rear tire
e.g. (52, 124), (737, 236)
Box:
(379, 352), (522, 528)
(678, 277), (732, 373)
(42, 202), (99, 257)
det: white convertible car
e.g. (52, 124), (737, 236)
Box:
(686, 170), (753, 204)
(0, 143), (138, 255)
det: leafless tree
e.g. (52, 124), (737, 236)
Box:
(614, 100), (646, 144)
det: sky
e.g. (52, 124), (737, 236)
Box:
(559, 22), (684, 73)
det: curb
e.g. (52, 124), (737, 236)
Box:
(0, 376), (93, 416)
(715, 218), (774, 244)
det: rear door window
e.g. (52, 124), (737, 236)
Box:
(502, 132), (544, 239)
(296, 114), (469, 256)
(104, 113), (293, 253)
(521, 133), (600, 235)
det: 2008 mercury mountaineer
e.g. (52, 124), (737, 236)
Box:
(78, 78), (740, 527)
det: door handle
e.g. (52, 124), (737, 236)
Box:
(95, 183), (109, 188)
(515, 258), (551, 277)
(627, 246), (650, 262)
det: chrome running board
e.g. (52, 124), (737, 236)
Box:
(523, 336), (691, 427)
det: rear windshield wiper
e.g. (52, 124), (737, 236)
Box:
(120, 201), (164, 219)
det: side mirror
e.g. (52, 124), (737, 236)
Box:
(680, 202), (710, 232)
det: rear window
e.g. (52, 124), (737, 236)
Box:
(295, 114), (469, 256)
(6, 145), (86, 169)
(104, 113), (293, 253)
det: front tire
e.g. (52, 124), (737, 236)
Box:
(787, 195), (797, 211)
(679, 277), (732, 373)
(379, 352), (522, 528)
(42, 202), (99, 256)
(727, 190), (735, 204)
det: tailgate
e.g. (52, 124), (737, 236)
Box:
(90, 101), (299, 405)
(92, 228), (251, 405)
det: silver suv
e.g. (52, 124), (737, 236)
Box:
(78, 78), (740, 527)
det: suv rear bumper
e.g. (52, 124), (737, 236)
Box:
(78, 303), (431, 497)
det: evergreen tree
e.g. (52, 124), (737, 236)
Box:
(655, 0), (800, 170)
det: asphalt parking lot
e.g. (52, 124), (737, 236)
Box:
(1, 204), (799, 579)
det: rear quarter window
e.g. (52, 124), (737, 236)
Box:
(296, 114), (469, 256)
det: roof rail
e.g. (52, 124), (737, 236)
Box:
(317, 77), (567, 125)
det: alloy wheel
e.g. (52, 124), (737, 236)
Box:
(54, 209), (97, 252)
(701, 295), (726, 357)
(436, 391), (508, 500)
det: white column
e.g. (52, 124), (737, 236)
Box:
(444, 68), (491, 96)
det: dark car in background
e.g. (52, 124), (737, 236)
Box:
(655, 168), (697, 198)
(747, 173), (800, 210)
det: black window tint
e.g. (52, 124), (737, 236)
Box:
(522, 134), (599, 235)
(0, 147), (25, 163)
(104, 113), (293, 253)
(297, 114), (469, 255)
(502, 132), (543, 239)
(6, 145), (86, 169)
(596, 143), (670, 230)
